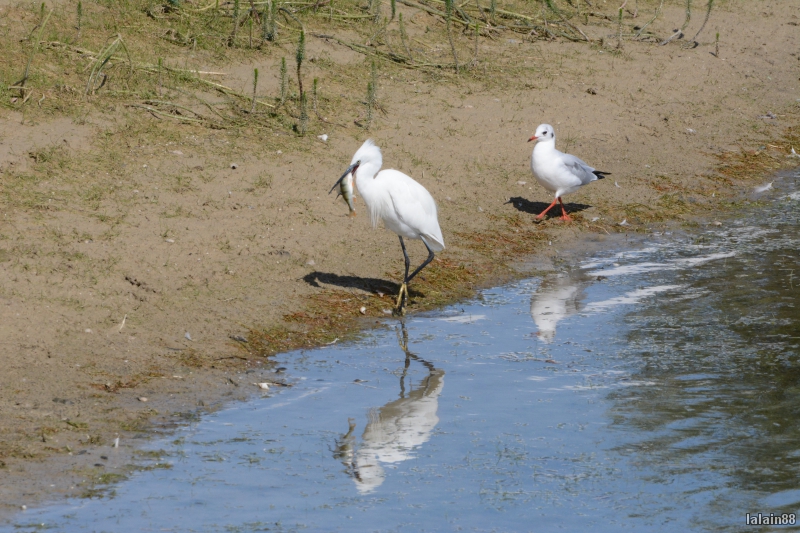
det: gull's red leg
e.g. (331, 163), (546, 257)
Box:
(536, 197), (560, 219)
(558, 197), (572, 221)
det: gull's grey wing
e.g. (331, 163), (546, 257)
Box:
(563, 153), (609, 184)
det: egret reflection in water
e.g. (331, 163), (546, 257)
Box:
(6, 175), (800, 532)
(530, 271), (591, 343)
(333, 323), (444, 493)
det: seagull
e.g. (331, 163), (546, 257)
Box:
(528, 124), (608, 221)
(331, 140), (445, 315)
(530, 273), (585, 344)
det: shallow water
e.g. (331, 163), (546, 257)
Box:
(8, 172), (800, 532)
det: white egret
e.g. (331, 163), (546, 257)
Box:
(331, 140), (444, 315)
(333, 323), (443, 493)
(528, 124), (608, 221)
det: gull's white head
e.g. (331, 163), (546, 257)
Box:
(528, 124), (556, 143)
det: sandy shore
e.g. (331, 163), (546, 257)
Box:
(0, 0), (798, 517)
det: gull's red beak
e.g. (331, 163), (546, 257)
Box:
(528, 135), (538, 142)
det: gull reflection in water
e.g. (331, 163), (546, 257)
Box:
(530, 271), (591, 343)
(333, 323), (444, 493)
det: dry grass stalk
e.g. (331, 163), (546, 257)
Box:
(298, 92), (308, 134)
(262, 0), (277, 42)
(659, 29), (682, 46)
(311, 32), (420, 67)
(681, 0), (692, 30)
(296, 30), (306, 102)
(279, 56), (287, 105)
(278, 7), (304, 31)
(399, 13), (412, 58)
(157, 57), (163, 96)
(312, 77), (319, 116)
(545, 0), (590, 42)
(126, 102), (213, 125)
(76, 1), (83, 37)
(634, 0), (663, 39)
(370, 60), (378, 103)
(85, 34), (132, 95)
(685, 0), (714, 47)
(14, 6), (53, 92)
(251, 67), (259, 113)
(445, 0), (459, 73)
(229, 0), (241, 46)
(473, 21), (480, 66)
(366, 81), (375, 128)
(473, 0), (485, 22)
(363, 61), (379, 127)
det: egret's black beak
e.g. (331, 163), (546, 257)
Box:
(329, 162), (359, 194)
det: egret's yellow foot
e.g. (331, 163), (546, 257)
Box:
(394, 283), (408, 316)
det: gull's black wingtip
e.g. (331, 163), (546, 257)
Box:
(593, 171), (610, 180)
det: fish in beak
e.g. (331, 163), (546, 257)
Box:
(330, 161), (359, 194)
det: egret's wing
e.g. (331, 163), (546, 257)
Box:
(561, 153), (599, 185)
(388, 181), (438, 233)
(383, 170), (445, 251)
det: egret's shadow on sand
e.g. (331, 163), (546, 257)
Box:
(303, 271), (391, 291)
(506, 196), (592, 219)
(302, 272), (428, 299)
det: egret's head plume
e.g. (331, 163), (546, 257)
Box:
(351, 139), (382, 169)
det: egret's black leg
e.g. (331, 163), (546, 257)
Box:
(398, 236), (411, 282)
(405, 240), (435, 284)
(395, 237), (411, 314)
(395, 239), (435, 315)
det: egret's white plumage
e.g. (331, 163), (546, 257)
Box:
(350, 364), (443, 493)
(333, 325), (444, 493)
(348, 140), (444, 252)
(333, 140), (444, 314)
(528, 124), (608, 220)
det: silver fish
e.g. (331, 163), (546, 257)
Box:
(332, 171), (357, 216)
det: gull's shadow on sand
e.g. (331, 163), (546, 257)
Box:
(506, 196), (593, 219)
(302, 271), (426, 298)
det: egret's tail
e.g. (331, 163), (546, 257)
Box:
(421, 233), (445, 252)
